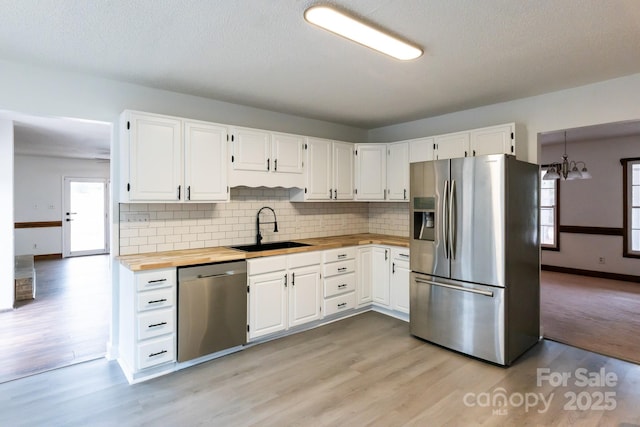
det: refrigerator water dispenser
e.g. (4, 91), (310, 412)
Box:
(413, 197), (435, 241)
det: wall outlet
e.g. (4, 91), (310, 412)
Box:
(598, 257), (605, 264)
(125, 213), (150, 228)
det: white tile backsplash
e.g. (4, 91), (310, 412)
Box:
(119, 188), (409, 255)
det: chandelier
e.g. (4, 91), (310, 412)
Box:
(542, 131), (591, 180)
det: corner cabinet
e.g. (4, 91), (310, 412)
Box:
(118, 266), (177, 383)
(355, 144), (387, 200)
(120, 110), (228, 203)
(386, 141), (409, 201)
(290, 138), (354, 201)
(433, 123), (517, 160)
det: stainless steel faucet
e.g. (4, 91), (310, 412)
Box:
(256, 206), (278, 245)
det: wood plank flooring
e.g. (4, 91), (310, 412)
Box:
(2, 312), (639, 426)
(541, 271), (640, 365)
(0, 255), (110, 383)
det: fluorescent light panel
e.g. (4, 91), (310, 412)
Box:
(304, 5), (423, 61)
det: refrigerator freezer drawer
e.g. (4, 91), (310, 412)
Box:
(409, 273), (506, 365)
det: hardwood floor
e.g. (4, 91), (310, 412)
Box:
(0, 255), (110, 383)
(541, 271), (640, 365)
(2, 311), (639, 426)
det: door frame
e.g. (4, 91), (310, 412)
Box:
(62, 176), (110, 257)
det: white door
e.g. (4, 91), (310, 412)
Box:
(305, 138), (332, 200)
(232, 127), (270, 172)
(391, 258), (410, 314)
(434, 132), (470, 160)
(184, 121), (228, 201)
(249, 272), (287, 339)
(333, 142), (354, 200)
(288, 266), (322, 327)
(272, 133), (304, 174)
(128, 112), (182, 201)
(371, 246), (390, 306)
(387, 142), (409, 201)
(356, 247), (373, 306)
(356, 144), (386, 200)
(409, 137), (434, 163)
(63, 177), (109, 257)
(470, 124), (514, 157)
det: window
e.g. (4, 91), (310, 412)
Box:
(622, 158), (640, 258)
(540, 167), (559, 250)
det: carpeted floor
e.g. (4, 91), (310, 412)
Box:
(541, 270), (640, 365)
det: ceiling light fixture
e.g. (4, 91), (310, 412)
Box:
(543, 131), (591, 181)
(304, 5), (423, 61)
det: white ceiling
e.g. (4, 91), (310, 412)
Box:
(1, 0), (639, 131)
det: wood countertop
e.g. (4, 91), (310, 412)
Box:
(118, 233), (409, 271)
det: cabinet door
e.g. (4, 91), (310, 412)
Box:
(128, 113), (182, 201)
(371, 246), (390, 306)
(409, 137), (434, 163)
(356, 247), (373, 306)
(470, 124), (514, 157)
(272, 132), (304, 174)
(249, 271), (287, 339)
(434, 132), (470, 160)
(333, 141), (355, 200)
(289, 266), (322, 327)
(387, 142), (409, 201)
(232, 127), (270, 172)
(355, 144), (386, 200)
(391, 258), (410, 314)
(305, 138), (332, 200)
(184, 121), (228, 201)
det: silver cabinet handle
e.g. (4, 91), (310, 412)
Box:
(147, 299), (167, 304)
(330, 189), (333, 199)
(334, 188), (337, 200)
(267, 158), (270, 171)
(442, 180), (449, 259)
(149, 350), (168, 358)
(292, 272), (295, 286)
(337, 267), (347, 272)
(337, 302), (347, 308)
(385, 249), (388, 261)
(404, 189), (407, 200)
(399, 253), (410, 258)
(338, 284), (347, 288)
(337, 254), (347, 259)
(147, 278), (167, 284)
(187, 186), (191, 201)
(274, 159), (278, 171)
(148, 322), (167, 328)
(284, 274), (287, 287)
(449, 179), (456, 260)
(414, 277), (493, 297)
(177, 185), (181, 200)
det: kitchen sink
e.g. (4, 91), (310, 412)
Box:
(229, 241), (312, 252)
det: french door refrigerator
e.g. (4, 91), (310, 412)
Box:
(409, 154), (540, 365)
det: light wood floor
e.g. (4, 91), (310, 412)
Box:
(541, 271), (640, 365)
(2, 311), (639, 426)
(0, 255), (110, 383)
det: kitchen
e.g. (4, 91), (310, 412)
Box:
(2, 1), (640, 425)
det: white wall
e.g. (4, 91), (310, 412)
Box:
(368, 73), (640, 164)
(0, 120), (14, 309)
(13, 155), (110, 255)
(540, 136), (639, 275)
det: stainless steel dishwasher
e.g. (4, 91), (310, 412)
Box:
(177, 260), (247, 362)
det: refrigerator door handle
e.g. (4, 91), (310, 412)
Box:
(442, 179), (449, 258)
(414, 277), (494, 297)
(449, 179), (456, 260)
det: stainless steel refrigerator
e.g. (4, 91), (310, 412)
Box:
(409, 154), (540, 365)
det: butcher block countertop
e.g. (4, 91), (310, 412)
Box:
(118, 233), (409, 271)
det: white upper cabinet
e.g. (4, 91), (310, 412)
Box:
(386, 141), (409, 201)
(355, 144), (386, 200)
(229, 127), (304, 188)
(292, 138), (354, 201)
(434, 131), (470, 160)
(409, 137), (434, 163)
(333, 141), (355, 200)
(184, 120), (228, 201)
(470, 123), (515, 157)
(120, 110), (228, 203)
(231, 127), (270, 172)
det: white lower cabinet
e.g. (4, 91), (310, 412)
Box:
(322, 247), (357, 316)
(390, 248), (411, 314)
(372, 246), (391, 306)
(248, 252), (321, 340)
(356, 246), (373, 306)
(360, 245), (410, 316)
(118, 266), (177, 382)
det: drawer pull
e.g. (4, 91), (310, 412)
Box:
(337, 302), (347, 308)
(337, 267), (347, 272)
(147, 278), (167, 284)
(399, 253), (410, 258)
(149, 350), (168, 358)
(338, 284), (347, 288)
(148, 299), (167, 304)
(148, 322), (168, 328)
(337, 254), (347, 259)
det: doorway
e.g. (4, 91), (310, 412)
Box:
(63, 177), (110, 257)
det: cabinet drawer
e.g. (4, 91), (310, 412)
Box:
(323, 292), (356, 316)
(323, 247), (356, 263)
(135, 268), (176, 291)
(288, 251), (321, 269)
(323, 259), (355, 277)
(391, 248), (410, 260)
(137, 288), (174, 312)
(136, 335), (175, 370)
(248, 255), (287, 276)
(324, 272), (356, 298)
(137, 310), (175, 341)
